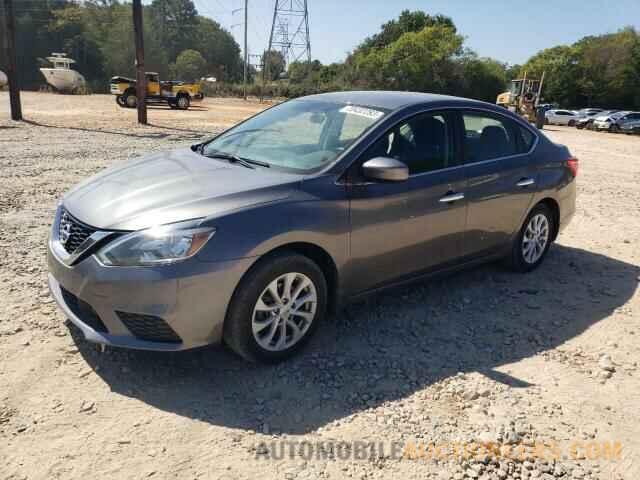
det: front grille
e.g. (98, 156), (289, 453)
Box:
(60, 287), (108, 333)
(116, 311), (182, 343)
(59, 208), (97, 254)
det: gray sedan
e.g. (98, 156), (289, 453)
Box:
(48, 91), (577, 362)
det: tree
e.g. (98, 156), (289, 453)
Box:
(148, 0), (198, 62)
(352, 24), (464, 92)
(357, 10), (456, 55)
(263, 50), (286, 81)
(522, 27), (640, 108)
(521, 45), (582, 107)
(174, 49), (207, 81)
(192, 17), (241, 82)
(454, 55), (508, 102)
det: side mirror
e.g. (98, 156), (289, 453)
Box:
(362, 157), (409, 182)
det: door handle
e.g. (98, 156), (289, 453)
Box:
(516, 178), (535, 187)
(439, 192), (465, 203)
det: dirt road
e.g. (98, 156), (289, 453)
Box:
(1, 93), (639, 480)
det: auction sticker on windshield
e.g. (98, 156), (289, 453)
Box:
(340, 105), (385, 120)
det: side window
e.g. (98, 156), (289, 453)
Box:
(462, 113), (518, 163)
(517, 125), (536, 153)
(361, 112), (454, 175)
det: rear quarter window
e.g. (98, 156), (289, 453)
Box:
(517, 125), (536, 153)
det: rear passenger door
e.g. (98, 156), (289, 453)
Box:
(459, 111), (538, 257)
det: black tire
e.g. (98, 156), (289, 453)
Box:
(568, 120), (576, 127)
(124, 92), (137, 108)
(223, 252), (327, 363)
(506, 204), (555, 273)
(176, 94), (190, 110)
(610, 124), (620, 133)
(116, 95), (126, 107)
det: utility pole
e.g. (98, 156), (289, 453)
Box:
(132, 0), (147, 124)
(243, 0), (248, 100)
(3, 0), (22, 121)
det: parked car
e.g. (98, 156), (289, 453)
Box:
(545, 109), (579, 126)
(575, 108), (603, 118)
(620, 119), (640, 135)
(537, 103), (556, 112)
(594, 111), (640, 132)
(47, 91), (578, 362)
(576, 110), (619, 130)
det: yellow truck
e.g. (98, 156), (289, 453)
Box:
(111, 72), (203, 110)
(497, 72), (546, 129)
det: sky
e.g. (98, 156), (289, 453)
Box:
(192, 0), (640, 66)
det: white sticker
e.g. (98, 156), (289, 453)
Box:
(340, 105), (384, 120)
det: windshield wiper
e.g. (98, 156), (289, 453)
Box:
(204, 151), (270, 169)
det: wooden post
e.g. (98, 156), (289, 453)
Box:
(132, 0), (147, 124)
(3, 0), (22, 121)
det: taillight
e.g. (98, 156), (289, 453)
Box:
(567, 157), (579, 177)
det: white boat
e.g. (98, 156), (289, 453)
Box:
(39, 53), (86, 93)
(0, 70), (7, 88)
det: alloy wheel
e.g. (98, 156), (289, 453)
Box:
(522, 213), (550, 264)
(251, 272), (317, 352)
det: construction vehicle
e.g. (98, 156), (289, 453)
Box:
(496, 72), (546, 129)
(111, 72), (203, 110)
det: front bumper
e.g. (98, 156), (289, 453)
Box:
(48, 239), (255, 351)
(593, 121), (611, 130)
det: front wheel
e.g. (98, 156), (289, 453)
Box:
(224, 252), (327, 363)
(506, 204), (555, 273)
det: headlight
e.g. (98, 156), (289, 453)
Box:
(96, 221), (215, 267)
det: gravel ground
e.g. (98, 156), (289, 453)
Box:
(1, 92), (639, 480)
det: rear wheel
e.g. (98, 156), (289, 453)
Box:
(176, 95), (190, 110)
(224, 252), (327, 363)
(568, 119), (576, 127)
(507, 204), (555, 273)
(124, 93), (137, 108)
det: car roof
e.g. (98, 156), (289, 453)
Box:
(300, 90), (493, 111)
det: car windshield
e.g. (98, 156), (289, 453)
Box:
(202, 99), (388, 172)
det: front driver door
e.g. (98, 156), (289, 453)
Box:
(346, 110), (467, 294)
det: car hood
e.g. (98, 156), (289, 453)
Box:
(62, 148), (303, 230)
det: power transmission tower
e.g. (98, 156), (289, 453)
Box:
(266, 0), (311, 72)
